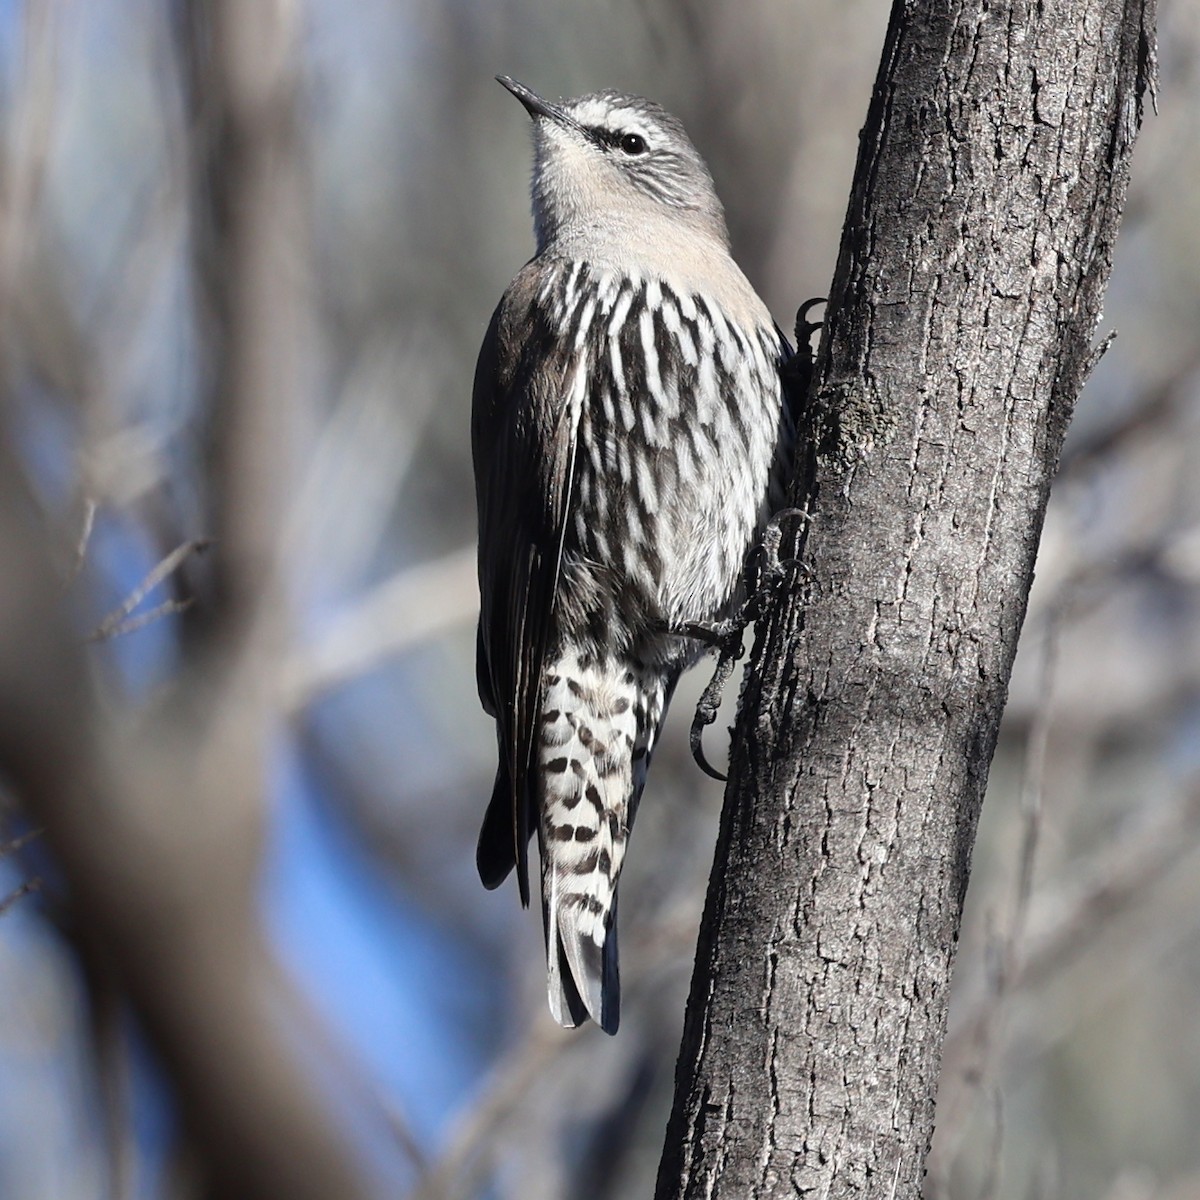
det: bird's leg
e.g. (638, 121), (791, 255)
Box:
(688, 632), (745, 781)
(754, 506), (810, 594)
(667, 614), (745, 780)
(779, 300), (824, 410)
(674, 507), (812, 780)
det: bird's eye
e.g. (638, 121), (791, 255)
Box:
(619, 132), (648, 156)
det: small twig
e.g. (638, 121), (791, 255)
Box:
(949, 782), (1200, 1058)
(0, 876), (42, 917)
(257, 953), (430, 1175)
(282, 545), (477, 713)
(0, 826), (43, 859)
(1010, 604), (1064, 956)
(932, 787), (1200, 1198)
(1081, 329), (1118, 386)
(409, 1022), (578, 1200)
(69, 497), (97, 580)
(89, 538), (210, 641)
(976, 1088), (1005, 1200)
(378, 1094), (429, 1176)
(90, 598), (195, 642)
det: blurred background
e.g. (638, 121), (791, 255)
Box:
(0, 1), (1198, 1197)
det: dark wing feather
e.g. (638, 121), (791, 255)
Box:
(473, 265), (579, 907)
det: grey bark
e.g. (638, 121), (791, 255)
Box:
(656, 1), (1156, 1197)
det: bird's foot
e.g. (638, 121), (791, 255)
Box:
(674, 508), (812, 781)
(687, 630), (746, 781)
(782, 297), (825, 400)
(795, 296), (825, 348)
(752, 507), (811, 600)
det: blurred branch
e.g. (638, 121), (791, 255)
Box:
(283, 545), (477, 713)
(0, 876), (42, 916)
(69, 498), (96, 580)
(0, 3), (371, 1198)
(655, 0), (801, 283)
(1100, 1171), (1160, 1200)
(286, 336), (440, 605)
(1061, 346), (1200, 477)
(88, 538), (211, 642)
(943, 781), (1200, 1074)
(77, 944), (137, 1200)
(410, 1022), (579, 1200)
(0, 825), (43, 859)
(408, 883), (705, 1199)
(0, 818), (43, 916)
(0, 0), (57, 321)
(177, 0), (309, 652)
(928, 606), (1065, 1196)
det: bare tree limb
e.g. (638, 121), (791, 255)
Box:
(656, 1), (1157, 1195)
(409, 1023), (576, 1200)
(282, 545), (477, 713)
(942, 781), (1200, 1078)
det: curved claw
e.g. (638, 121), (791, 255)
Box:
(796, 296), (826, 339)
(766, 506), (811, 534)
(689, 710), (728, 782)
(688, 633), (746, 783)
(754, 508), (812, 592)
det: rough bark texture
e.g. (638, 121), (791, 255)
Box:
(656, 1), (1156, 1197)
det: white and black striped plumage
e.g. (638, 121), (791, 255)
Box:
(474, 78), (794, 1034)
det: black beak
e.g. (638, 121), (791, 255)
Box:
(496, 76), (583, 134)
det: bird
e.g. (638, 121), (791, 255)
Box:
(473, 75), (795, 1034)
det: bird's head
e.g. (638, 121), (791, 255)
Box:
(497, 76), (729, 257)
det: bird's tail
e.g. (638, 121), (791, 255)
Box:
(537, 652), (671, 1035)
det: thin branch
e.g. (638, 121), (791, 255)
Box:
(89, 538), (211, 641)
(0, 876), (42, 916)
(69, 497), (97, 580)
(91, 599), (196, 642)
(944, 781), (1200, 1071)
(410, 1022), (579, 1200)
(0, 826), (43, 859)
(282, 545), (477, 713)
(976, 1089), (1006, 1200)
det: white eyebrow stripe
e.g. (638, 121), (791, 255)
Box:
(607, 110), (649, 129)
(569, 98), (657, 142)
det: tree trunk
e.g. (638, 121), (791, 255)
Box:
(656, 1), (1157, 1196)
